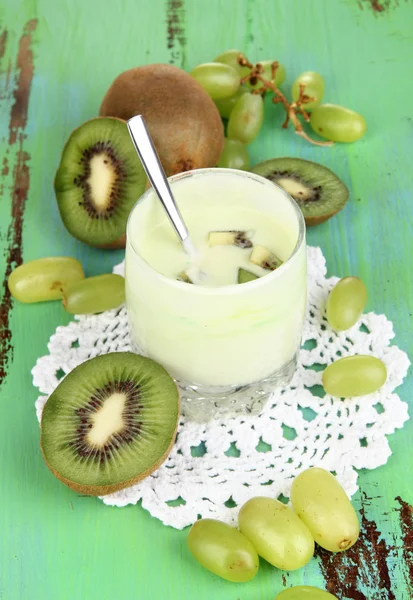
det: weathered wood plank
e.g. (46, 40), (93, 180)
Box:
(0, 1), (412, 599)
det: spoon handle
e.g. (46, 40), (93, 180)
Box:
(127, 115), (189, 243)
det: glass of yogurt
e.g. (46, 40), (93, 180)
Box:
(125, 168), (306, 420)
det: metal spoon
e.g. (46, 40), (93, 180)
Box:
(127, 115), (203, 281)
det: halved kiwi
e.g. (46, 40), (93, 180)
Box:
(252, 157), (349, 226)
(40, 352), (179, 496)
(54, 117), (147, 248)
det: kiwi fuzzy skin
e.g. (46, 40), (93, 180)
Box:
(40, 384), (180, 497)
(40, 420), (179, 496)
(99, 64), (225, 176)
(96, 233), (126, 249)
(305, 212), (338, 227)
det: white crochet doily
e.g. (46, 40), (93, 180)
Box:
(33, 246), (410, 529)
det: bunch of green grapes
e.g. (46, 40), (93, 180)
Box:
(190, 50), (276, 169)
(190, 49), (367, 163)
(187, 467), (360, 597)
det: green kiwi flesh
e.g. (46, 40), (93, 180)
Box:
(252, 157), (349, 226)
(238, 268), (259, 284)
(40, 352), (179, 496)
(54, 117), (147, 247)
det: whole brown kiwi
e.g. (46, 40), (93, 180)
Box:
(99, 64), (225, 176)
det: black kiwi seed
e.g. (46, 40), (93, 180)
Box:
(266, 170), (323, 204)
(69, 381), (143, 464)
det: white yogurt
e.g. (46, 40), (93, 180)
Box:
(125, 168), (306, 387)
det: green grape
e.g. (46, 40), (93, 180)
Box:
(292, 71), (325, 111)
(8, 257), (84, 303)
(227, 93), (264, 144)
(247, 60), (286, 91)
(326, 276), (367, 331)
(63, 274), (125, 314)
(276, 586), (337, 599)
(322, 355), (387, 397)
(187, 519), (259, 583)
(218, 139), (250, 170)
(238, 497), (314, 570)
(214, 85), (249, 119)
(291, 467), (360, 553)
(214, 49), (250, 79)
(190, 62), (240, 99)
(310, 104), (367, 142)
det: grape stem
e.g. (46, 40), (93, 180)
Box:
(239, 57), (334, 147)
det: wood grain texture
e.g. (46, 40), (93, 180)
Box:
(0, 0), (412, 599)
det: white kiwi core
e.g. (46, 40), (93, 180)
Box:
(87, 393), (126, 447)
(87, 153), (117, 210)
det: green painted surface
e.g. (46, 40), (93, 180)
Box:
(1, 0), (412, 598)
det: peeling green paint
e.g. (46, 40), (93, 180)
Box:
(0, 1), (412, 599)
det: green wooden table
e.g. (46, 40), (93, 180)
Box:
(1, 1), (412, 598)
